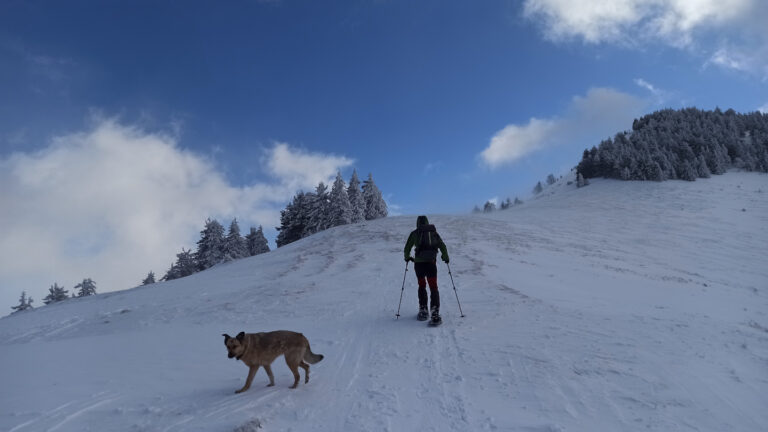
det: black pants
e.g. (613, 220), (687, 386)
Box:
(414, 261), (439, 310)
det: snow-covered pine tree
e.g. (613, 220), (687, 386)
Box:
(245, 226), (270, 256)
(546, 174), (556, 185)
(74, 278), (97, 297)
(43, 283), (69, 304)
(362, 173), (388, 220)
(162, 262), (179, 281)
(500, 198), (511, 210)
(621, 166), (632, 180)
(472, 205), (481, 213)
(678, 160), (698, 181)
(306, 182), (330, 235)
(195, 218), (225, 270)
(483, 201), (496, 212)
(141, 271), (156, 285)
(11, 291), (33, 313)
(514, 197), (523, 205)
(276, 192), (310, 247)
(328, 172), (352, 227)
(696, 154), (711, 178)
(347, 169), (366, 223)
(162, 248), (197, 281)
(222, 218), (248, 262)
(533, 181), (543, 194)
(647, 160), (664, 181)
(577, 107), (768, 181)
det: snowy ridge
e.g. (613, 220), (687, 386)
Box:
(1, 173), (767, 431)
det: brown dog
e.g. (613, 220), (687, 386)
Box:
(222, 330), (324, 393)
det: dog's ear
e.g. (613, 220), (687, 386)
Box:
(222, 333), (231, 342)
(236, 331), (245, 341)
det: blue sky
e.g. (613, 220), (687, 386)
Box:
(1, 0), (767, 311)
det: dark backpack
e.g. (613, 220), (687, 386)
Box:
(415, 224), (441, 261)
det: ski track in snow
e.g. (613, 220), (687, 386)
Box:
(1, 172), (767, 431)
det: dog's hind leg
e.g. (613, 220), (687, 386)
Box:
(236, 365), (260, 394)
(300, 361), (310, 384)
(263, 364), (275, 387)
(285, 358), (301, 389)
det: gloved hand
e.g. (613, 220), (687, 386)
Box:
(441, 255), (450, 264)
(405, 256), (414, 262)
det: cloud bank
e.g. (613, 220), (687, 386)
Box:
(523, 0), (768, 78)
(480, 88), (648, 168)
(0, 119), (353, 313)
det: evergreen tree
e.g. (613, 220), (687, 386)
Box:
(347, 169), (366, 223)
(514, 197), (524, 205)
(196, 218), (225, 270)
(275, 171), (388, 246)
(533, 181), (543, 194)
(222, 218), (248, 262)
(500, 198), (511, 210)
(362, 173), (388, 220)
(276, 192), (310, 247)
(483, 201), (496, 212)
(696, 154), (711, 178)
(328, 172), (352, 227)
(141, 271), (156, 285)
(546, 174), (557, 185)
(162, 248), (197, 281)
(245, 226), (270, 256)
(472, 205), (481, 213)
(648, 161), (664, 181)
(162, 262), (179, 281)
(306, 182), (330, 234)
(577, 172), (587, 187)
(74, 278), (97, 297)
(11, 291), (33, 313)
(576, 107), (768, 181)
(43, 283), (69, 304)
(679, 160), (698, 181)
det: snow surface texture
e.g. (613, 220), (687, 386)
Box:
(1, 172), (767, 432)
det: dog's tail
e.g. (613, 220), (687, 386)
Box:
(304, 345), (324, 364)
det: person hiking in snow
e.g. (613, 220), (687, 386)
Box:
(404, 215), (449, 324)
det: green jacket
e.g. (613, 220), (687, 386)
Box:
(404, 215), (449, 263)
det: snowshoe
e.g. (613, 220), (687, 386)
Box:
(428, 312), (442, 327)
(417, 308), (429, 321)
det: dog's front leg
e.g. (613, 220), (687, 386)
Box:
(263, 364), (275, 387)
(235, 365), (260, 394)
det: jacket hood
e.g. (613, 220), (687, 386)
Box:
(416, 215), (429, 227)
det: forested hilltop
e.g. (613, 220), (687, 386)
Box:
(577, 108), (768, 181)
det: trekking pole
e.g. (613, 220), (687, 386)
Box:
(395, 260), (409, 320)
(446, 262), (465, 317)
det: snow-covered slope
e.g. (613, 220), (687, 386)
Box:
(1, 173), (767, 432)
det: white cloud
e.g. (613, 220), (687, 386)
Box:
(523, 0), (752, 45)
(634, 77), (680, 106)
(266, 142), (353, 192)
(633, 78), (670, 102)
(480, 88), (648, 168)
(759, 102), (768, 113)
(634, 78), (657, 94)
(0, 119), (353, 313)
(706, 45), (768, 79)
(481, 118), (558, 169)
(523, 0), (768, 78)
